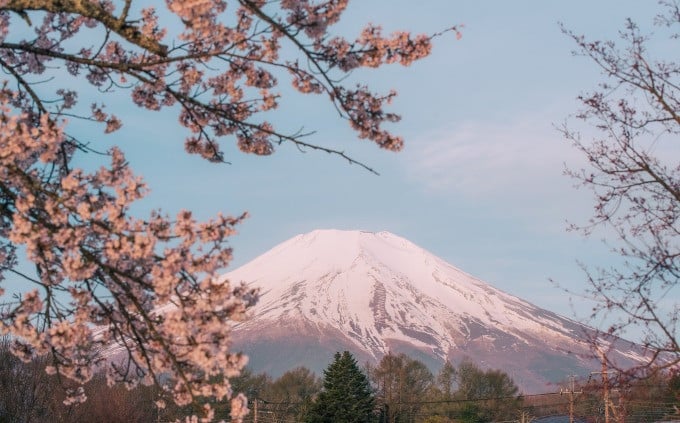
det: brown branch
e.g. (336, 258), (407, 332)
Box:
(0, 56), (47, 114)
(1, 0), (168, 56)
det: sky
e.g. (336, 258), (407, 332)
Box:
(116, 0), (664, 342)
(4, 1), (670, 342)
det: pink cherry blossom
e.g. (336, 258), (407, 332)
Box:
(0, 1), (458, 420)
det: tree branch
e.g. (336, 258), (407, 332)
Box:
(1, 0), (168, 56)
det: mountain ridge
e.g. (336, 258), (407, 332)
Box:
(223, 229), (643, 393)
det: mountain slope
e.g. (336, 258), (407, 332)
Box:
(225, 229), (643, 393)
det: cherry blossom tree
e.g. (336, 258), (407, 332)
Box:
(562, 1), (680, 373)
(0, 0), (458, 420)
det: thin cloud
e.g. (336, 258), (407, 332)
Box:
(409, 118), (567, 193)
(403, 114), (591, 229)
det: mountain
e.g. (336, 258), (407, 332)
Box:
(225, 229), (644, 394)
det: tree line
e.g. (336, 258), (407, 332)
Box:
(0, 341), (520, 423)
(295, 351), (521, 423)
(244, 352), (680, 423)
(1, 338), (679, 422)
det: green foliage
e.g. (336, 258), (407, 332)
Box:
(268, 367), (321, 401)
(455, 359), (521, 422)
(306, 351), (377, 423)
(457, 360), (519, 398)
(459, 403), (484, 423)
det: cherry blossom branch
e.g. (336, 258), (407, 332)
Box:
(0, 2), (457, 420)
(1, 0), (168, 56)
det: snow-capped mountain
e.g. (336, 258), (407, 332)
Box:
(225, 229), (644, 393)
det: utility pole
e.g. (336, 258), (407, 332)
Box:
(560, 375), (582, 423)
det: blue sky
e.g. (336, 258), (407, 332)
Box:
(112, 1), (662, 340)
(9, 1), (666, 341)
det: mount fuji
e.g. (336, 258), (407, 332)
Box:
(225, 229), (644, 393)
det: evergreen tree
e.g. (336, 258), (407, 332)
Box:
(306, 351), (377, 423)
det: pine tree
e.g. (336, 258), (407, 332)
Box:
(305, 351), (377, 423)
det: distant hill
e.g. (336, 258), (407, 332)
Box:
(224, 229), (646, 393)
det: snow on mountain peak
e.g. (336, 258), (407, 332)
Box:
(229, 229), (473, 287)
(224, 229), (586, 363)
